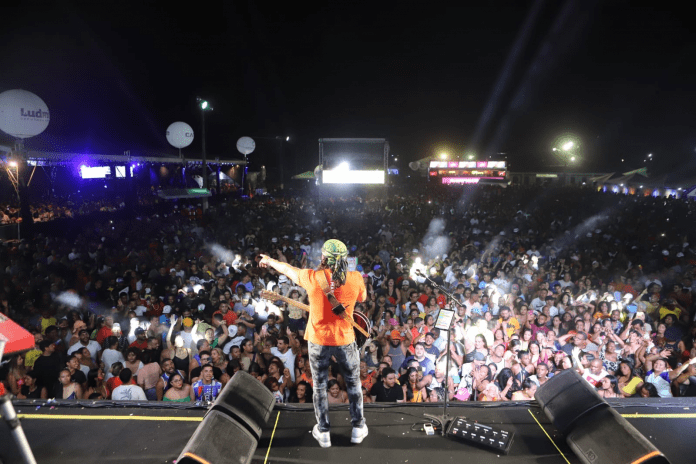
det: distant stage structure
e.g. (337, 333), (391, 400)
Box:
(317, 138), (388, 185)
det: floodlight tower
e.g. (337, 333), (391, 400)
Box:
(196, 97), (213, 208)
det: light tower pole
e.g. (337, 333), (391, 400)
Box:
(196, 97), (213, 208)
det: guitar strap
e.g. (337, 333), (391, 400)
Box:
(315, 269), (346, 316)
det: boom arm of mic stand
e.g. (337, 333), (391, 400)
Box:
(417, 274), (465, 310)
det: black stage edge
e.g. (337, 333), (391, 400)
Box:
(2, 398), (695, 464)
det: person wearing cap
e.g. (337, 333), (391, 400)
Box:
(456, 350), (489, 401)
(377, 328), (410, 371)
(367, 264), (385, 289)
(422, 332), (440, 362)
(260, 239), (368, 448)
(68, 327), (102, 362)
(130, 327), (148, 350)
(110, 323), (130, 353)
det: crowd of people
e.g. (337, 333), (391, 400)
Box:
(1, 183), (696, 406)
(0, 200), (126, 224)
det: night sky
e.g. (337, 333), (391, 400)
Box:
(2, 1), (695, 180)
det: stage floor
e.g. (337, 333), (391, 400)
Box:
(2, 398), (695, 463)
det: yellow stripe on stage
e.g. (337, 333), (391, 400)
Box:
(18, 412), (696, 423)
(18, 412), (696, 422)
(264, 411), (281, 464)
(17, 414), (203, 422)
(620, 413), (696, 419)
(528, 409), (571, 464)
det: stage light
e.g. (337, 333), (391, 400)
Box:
(8, 161), (17, 167)
(562, 141), (574, 150)
(440, 152), (448, 159)
(336, 162), (349, 171)
(570, 156), (576, 162)
(285, 136), (290, 141)
(409, 257), (426, 281)
(200, 100), (208, 110)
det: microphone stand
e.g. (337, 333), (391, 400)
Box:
(417, 270), (466, 436)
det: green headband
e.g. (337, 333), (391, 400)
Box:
(321, 239), (348, 264)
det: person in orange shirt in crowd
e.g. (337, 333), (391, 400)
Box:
(260, 239), (368, 448)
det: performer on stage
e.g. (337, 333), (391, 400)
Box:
(259, 239), (368, 448)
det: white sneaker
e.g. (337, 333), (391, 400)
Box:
(312, 424), (331, 448)
(351, 424), (369, 444)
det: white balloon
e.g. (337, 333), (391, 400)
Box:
(236, 136), (255, 155)
(0, 89), (50, 139)
(166, 121), (194, 149)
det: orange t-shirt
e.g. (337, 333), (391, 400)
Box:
(298, 269), (366, 347)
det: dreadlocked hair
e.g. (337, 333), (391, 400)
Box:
(322, 256), (348, 287)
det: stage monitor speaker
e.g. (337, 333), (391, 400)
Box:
(535, 370), (671, 464)
(177, 410), (257, 464)
(211, 370), (275, 440)
(534, 368), (608, 435)
(176, 371), (275, 464)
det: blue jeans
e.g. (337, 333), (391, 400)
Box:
(308, 341), (364, 432)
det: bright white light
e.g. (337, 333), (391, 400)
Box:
(409, 257), (426, 280)
(620, 184), (624, 187)
(570, 156), (576, 162)
(200, 101), (208, 110)
(440, 152), (448, 160)
(552, 148), (557, 152)
(562, 141), (574, 150)
(322, 169), (385, 184)
(394, 158), (398, 161)
(639, 185), (643, 188)
(80, 166), (111, 179)
(648, 153), (652, 157)
(336, 162), (350, 172)
(286, 136), (290, 141)
(8, 161), (17, 167)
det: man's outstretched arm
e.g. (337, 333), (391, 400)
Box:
(259, 254), (301, 285)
